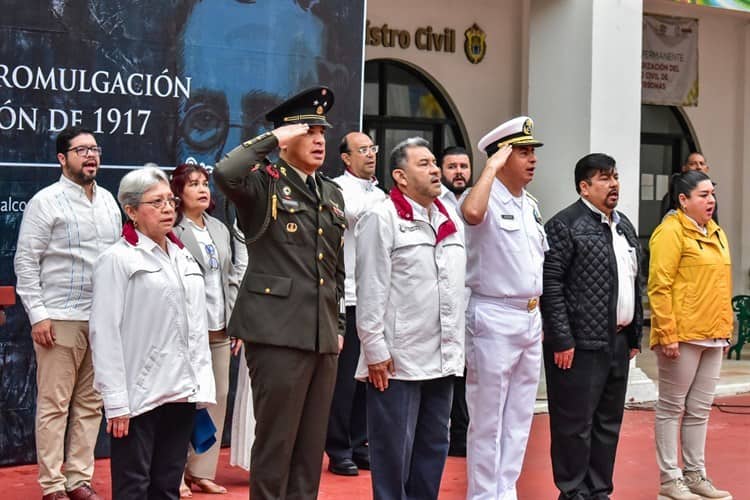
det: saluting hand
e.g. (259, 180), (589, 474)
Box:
(368, 357), (395, 392)
(272, 123), (310, 148)
(486, 144), (513, 173)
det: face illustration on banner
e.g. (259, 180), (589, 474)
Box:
(176, 0), (324, 169)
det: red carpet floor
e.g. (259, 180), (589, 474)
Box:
(2, 394), (748, 499)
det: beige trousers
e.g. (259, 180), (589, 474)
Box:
(34, 320), (102, 494)
(186, 334), (231, 480)
(655, 343), (723, 483)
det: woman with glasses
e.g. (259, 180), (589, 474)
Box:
(170, 163), (241, 496)
(89, 167), (215, 499)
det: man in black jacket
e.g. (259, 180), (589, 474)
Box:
(541, 153), (643, 500)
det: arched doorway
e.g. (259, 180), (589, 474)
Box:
(363, 59), (469, 189)
(639, 104), (698, 248)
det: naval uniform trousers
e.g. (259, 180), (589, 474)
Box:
(466, 297), (542, 500)
(367, 376), (454, 500)
(325, 306), (368, 464)
(246, 343), (338, 500)
(543, 332), (630, 500)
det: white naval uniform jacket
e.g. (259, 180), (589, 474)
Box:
(89, 227), (215, 419)
(354, 188), (466, 381)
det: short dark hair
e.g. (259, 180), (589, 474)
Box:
(338, 135), (350, 155)
(390, 137), (430, 173)
(574, 153), (616, 194)
(439, 146), (468, 168)
(684, 151), (704, 165)
(170, 163), (215, 223)
(669, 170), (711, 210)
(56, 126), (96, 155)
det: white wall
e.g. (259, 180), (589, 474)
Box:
(646, 0), (750, 293)
(365, 0), (524, 164)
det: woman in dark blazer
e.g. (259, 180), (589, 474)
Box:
(171, 163), (240, 496)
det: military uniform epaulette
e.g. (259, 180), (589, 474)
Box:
(242, 131), (274, 149)
(525, 191), (539, 204)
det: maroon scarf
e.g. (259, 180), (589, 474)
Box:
(389, 187), (457, 244)
(122, 220), (184, 249)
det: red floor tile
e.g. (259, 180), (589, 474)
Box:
(3, 394), (749, 499)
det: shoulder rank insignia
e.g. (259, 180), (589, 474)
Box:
(265, 164), (280, 179)
(331, 205), (345, 218)
(241, 130), (273, 149)
(534, 210), (542, 224)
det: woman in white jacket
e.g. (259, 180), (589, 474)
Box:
(90, 167), (215, 500)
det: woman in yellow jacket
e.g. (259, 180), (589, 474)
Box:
(648, 170), (733, 500)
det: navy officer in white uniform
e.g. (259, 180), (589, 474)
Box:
(460, 117), (547, 500)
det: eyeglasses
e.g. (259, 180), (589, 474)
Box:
(67, 146), (103, 157)
(140, 197), (179, 210)
(353, 145), (379, 155)
(204, 243), (220, 270)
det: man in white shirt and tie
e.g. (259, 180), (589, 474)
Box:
(14, 126), (121, 500)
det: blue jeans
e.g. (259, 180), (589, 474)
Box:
(367, 376), (454, 500)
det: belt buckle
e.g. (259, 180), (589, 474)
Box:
(527, 297), (538, 312)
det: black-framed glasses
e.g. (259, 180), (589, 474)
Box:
(354, 145), (379, 155)
(140, 197), (179, 210)
(67, 146), (103, 157)
(204, 243), (220, 270)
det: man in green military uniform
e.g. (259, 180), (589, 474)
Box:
(213, 86), (346, 500)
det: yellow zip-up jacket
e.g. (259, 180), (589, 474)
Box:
(648, 210), (733, 348)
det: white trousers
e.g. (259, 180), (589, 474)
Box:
(465, 298), (542, 500)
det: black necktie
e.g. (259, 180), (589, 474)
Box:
(305, 175), (318, 200)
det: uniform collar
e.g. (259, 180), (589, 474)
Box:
(288, 163), (313, 183)
(580, 197), (621, 224)
(389, 187), (457, 243)
(493, 177), (524, 206)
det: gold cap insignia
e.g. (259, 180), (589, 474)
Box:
(523, 118), (533, 136)
(316, 106), (324, 115)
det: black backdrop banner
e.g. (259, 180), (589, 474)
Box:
(0, 0), (364, 466)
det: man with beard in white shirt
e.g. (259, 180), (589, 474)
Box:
(438, 145), (472, 457)
(14, 126), (121, 500)
(326, 132), (386, 475)
(439, 146), (472, 212)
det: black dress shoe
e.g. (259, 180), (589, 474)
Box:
(352, 454), (370, 470)
(328, 458), (359, 476)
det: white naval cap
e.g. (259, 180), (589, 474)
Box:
(477, 116), (544, 156)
